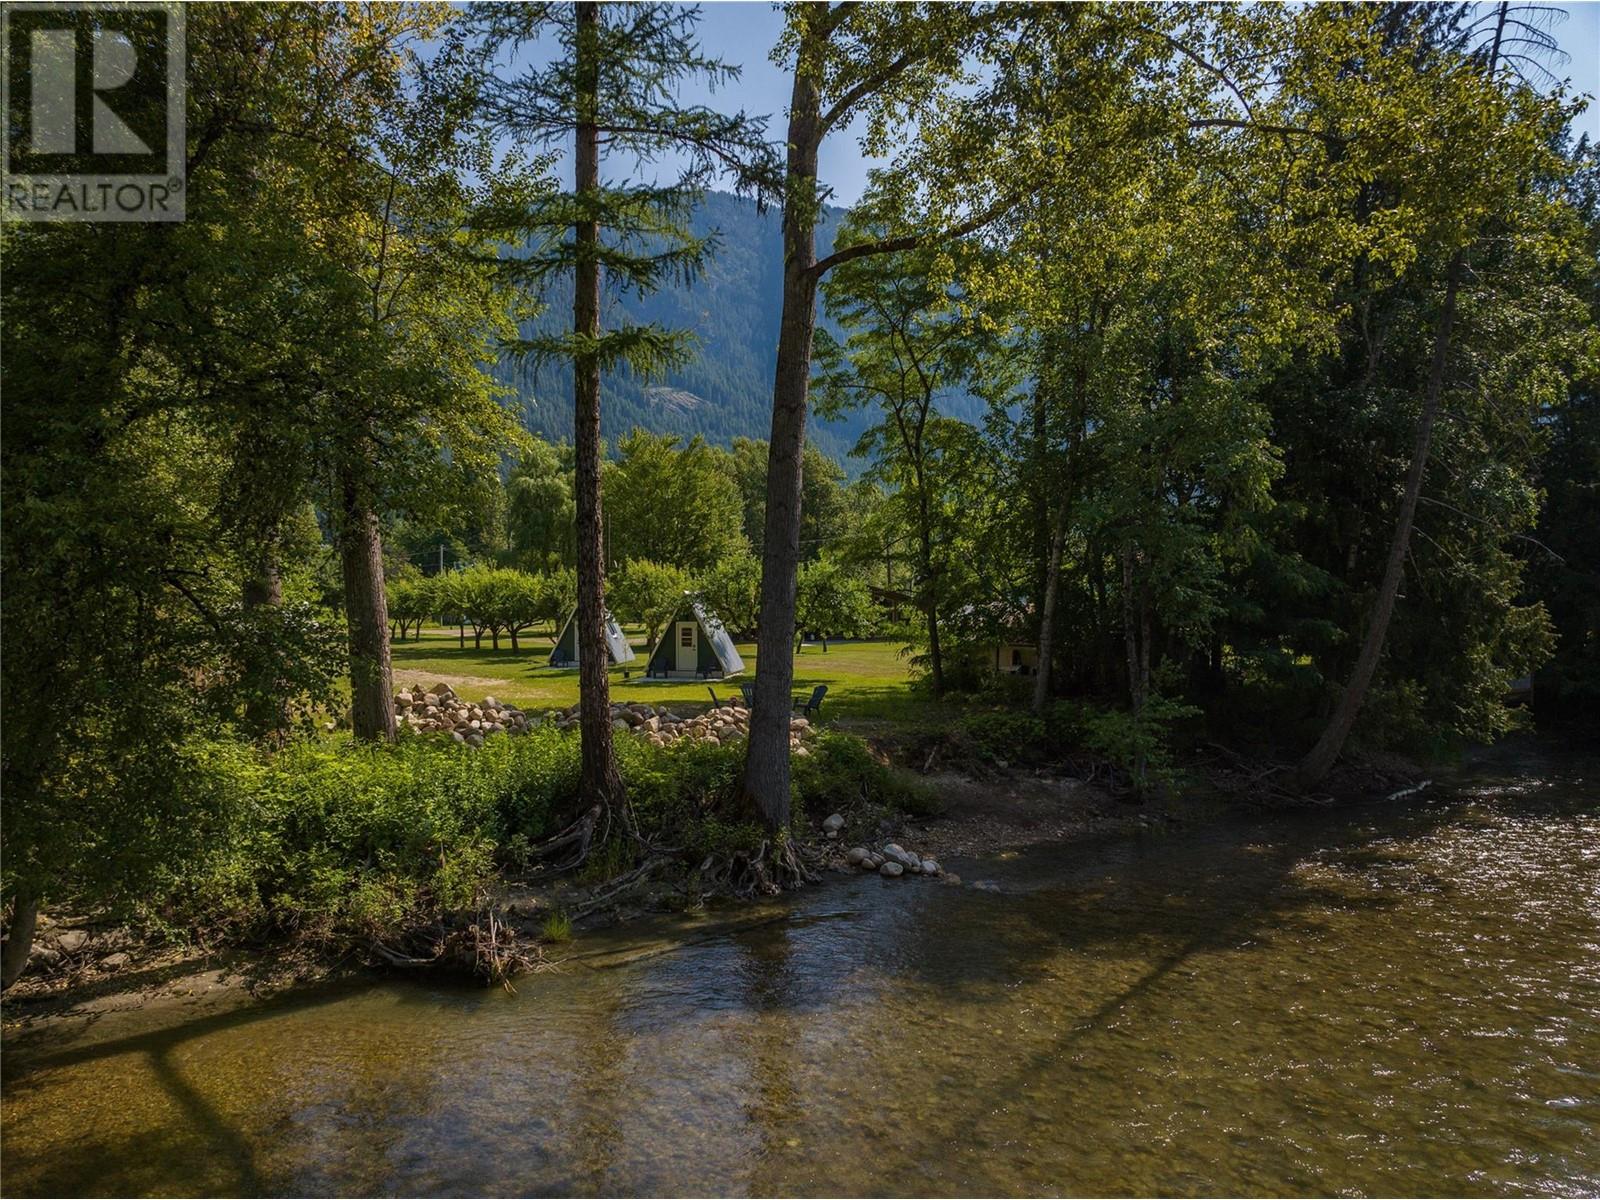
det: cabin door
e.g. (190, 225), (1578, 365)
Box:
(675, 622), (697, 673)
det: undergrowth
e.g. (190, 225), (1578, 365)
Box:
(134, 723), (925, 955)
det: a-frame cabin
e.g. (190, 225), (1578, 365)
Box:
(549, 608), (636, 668)
(644, 594), (744, 679)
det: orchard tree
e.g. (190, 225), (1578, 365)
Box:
(796, 557), (874, 650)
(612, 559), (692, 647)
(387, 571), (437, 641)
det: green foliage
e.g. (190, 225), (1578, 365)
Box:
(387, 571), (438, 641)
(695, 550), (763, 638)
(603, 430), (750, 573)
(1077, 696), (1201, 795)
(540, 911), (574, 943)
(505, 440), (577, 570)
(955, 711), (1049, 764)
(438, 566), (567, 651)
(144, 732), (578, 944)
(729, 436), (855, 558)
(790, 731), (937, 818)
(796, 556), (877, 642)
(611, 559), (693, 647)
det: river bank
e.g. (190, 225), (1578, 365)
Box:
(0, 738), (1423, 1044)
(3, 738), (1594, 1197)
(0, 764), (1136, 1036)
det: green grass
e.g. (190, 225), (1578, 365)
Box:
(390, 627), (940, 726)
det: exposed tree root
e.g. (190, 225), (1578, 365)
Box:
(696, 835), (820, 899)
(522, 804), (603, 875)
(370, 905), (545, 991)
(568, 856), (670, 920)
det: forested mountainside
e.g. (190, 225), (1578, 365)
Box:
(493, 191), (983, 464)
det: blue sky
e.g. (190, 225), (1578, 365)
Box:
(512, 2), (1600, 205)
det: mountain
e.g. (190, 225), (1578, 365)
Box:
(493, 191), (982, 467)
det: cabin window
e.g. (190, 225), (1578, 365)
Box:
(1012, 648), (1023, 667)
(680, 625), (694, 648)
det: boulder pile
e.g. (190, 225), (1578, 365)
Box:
(397, 686), (818, 754)
(546, 700), (816, 755)
(395, 683), (532, 746)
(845, 841), (942, 879)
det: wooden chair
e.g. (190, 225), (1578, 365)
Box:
(739, 683), (756, 707)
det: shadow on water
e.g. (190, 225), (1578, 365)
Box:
(3, 754), (1598, 1197)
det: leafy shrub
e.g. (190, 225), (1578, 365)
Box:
(956, 710), (1047, 763)
(153, 733), (577, 945)
(142, 724), (932, 950)
(1079, 694), (1200, 793)
(792, 732), (940, 818)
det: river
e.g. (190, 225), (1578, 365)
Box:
(3, 741), (1597, 1197)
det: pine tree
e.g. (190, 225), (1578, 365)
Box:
(474, 1), (775, 840)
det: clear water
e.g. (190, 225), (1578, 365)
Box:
(4, 747), (1597, 1197)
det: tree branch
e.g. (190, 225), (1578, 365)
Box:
(1187, 117), (1346, 147)
(809, 194), (1016, 279)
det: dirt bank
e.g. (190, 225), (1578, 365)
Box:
(1, 767), (1144, 1037)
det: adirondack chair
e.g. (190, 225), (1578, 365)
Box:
(793, 684), (827, 718)
(739, 683), (756, 708)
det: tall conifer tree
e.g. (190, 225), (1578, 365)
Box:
(475, 2), (774, 838)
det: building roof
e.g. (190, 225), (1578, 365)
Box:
(644, 592), (745, 676)
(688, 594), (744, 675)
(549, 607), (636, 667)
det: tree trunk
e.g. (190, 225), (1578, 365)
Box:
(1032, 493), (1071, 713)
(740, 35), (823, 835)
(916, 485), (944, 697)
(1120, 545), (1152, 787)
(1293, 255), (1462, 791)
(242, 551), (289, 740)
(1, 892), (39, 991)
(1031, 386), (1050, 614)
(1121, 545), (1144, 714)
(573, 1), (624, 811)
(339, 466), (395, 742)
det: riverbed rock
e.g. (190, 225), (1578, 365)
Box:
(822, 813), (845, 833)
(99, 952), (131, 970)
(846, 846), (869, 866)
(879, 861), (904, 878)
(921, 859), (940, 876)
(55, 929), (89, 953)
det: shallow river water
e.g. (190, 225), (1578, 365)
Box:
(4, 743), (1598, 1197)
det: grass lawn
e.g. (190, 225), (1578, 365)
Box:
(390, 627), (941, 727)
